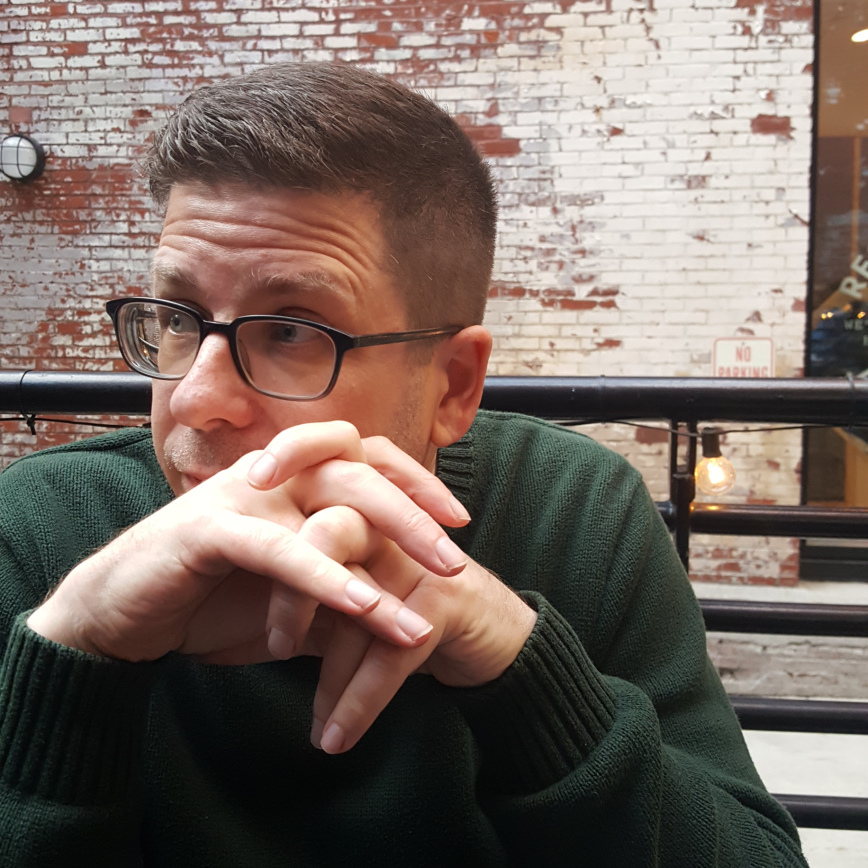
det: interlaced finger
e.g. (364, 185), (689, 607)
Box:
(246, 421), (368, 489)
(317, 632), (439, 755)
(362, 434), (471, 527)
(291, 460), (468, 577)
(191, 511), (435, 651)
(264, 506), (380, 660)
(310, 591), (375, 749)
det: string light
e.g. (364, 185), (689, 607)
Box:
(694, 428), (736, 495)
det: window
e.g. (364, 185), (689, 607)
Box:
(804, 0), (868, 578)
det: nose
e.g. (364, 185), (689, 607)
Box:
(167, 332), (257, 431)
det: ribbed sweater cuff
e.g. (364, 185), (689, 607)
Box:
(0, 612), (162, 805)
(446, 592), (616, 795)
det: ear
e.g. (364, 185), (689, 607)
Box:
(429, 325), (492, 448)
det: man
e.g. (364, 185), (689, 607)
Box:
(0, 63), (807, 866)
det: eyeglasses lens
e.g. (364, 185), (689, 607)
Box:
(236, 320), (337, 399)
(118, 302), (338, 399)
(120, 303), (200, 377)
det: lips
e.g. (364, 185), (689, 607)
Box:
(160, 430), (251, 495)
(176, 468), (218, 492)
(178, 472), (203, 492)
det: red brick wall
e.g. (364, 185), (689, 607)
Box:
(1, 0), (815, 584)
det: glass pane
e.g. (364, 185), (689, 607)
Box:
(806, 1), (868, 534)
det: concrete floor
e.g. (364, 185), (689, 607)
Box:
(746, 730), (868, 868)
(695, 580), (868, 868)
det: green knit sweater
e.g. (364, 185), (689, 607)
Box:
(0, 411), (806, 867)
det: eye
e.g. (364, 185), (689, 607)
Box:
(269, 321), (320, 346)
(274, 323), (300, 343)
(158, 309), (197, 336)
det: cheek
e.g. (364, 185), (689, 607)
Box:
(149, 382), (173, 442)
(332, 360), (433, 459)
(322, 370), (393, 435)
(149, 382), (178, 482)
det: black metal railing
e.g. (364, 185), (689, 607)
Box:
(700, 598), (868, 829)
(2, 371), (867, 830)
(5, 370), (867, 423)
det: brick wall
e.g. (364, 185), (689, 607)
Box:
(0, 0), (815, 584)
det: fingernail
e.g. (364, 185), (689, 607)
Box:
(321, 721), (345, 754)
(345, 578), (381, 610)
(248, 452), (278, 488)
(396, 606), (434, 642)
(310, 716), (324, 749)
(267, 627), (295, 660)
(450, 495), (471, 523)
(435, 536), (468, 574)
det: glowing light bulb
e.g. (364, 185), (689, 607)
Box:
(694, 428), (736, 496)
(852, 28), (868, 44)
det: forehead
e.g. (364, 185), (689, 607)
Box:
(152, 183), (407, 326)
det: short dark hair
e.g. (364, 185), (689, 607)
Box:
(146, 62), (497, 327)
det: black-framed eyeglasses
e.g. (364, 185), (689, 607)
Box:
(105, 297), (462, 401)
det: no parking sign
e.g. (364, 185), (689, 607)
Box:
(713, 338), (775, 377)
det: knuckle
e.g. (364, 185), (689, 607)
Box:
(332, 461), (372, 490)
(299, 553), (335, 591)
(337, 691), (369, 724)
(268, 582), (301, 616)
(265, 426), (296, 453)
(334, 420), (360, 441)
(398, 507), (433, 536)
(365, 434), (392, 454)
(302, 507), (361, 550)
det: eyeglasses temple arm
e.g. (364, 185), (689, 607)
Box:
(353, 327), (462, 349)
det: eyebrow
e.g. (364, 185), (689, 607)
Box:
(150, 262), (346, 301)
(150, 262), (197, 296)
(260, 269), (344, 298)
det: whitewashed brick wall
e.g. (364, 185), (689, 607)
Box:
(0, 0), (815, 583)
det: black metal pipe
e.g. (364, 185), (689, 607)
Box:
(1, 371), (151, 416)
(4, 372), (868, 425)
(729, 696), (868, 734)
(656, 500), (868, 539)
(690, 502), (868, 538)
(672, 472), (694, 570)
(480, 376), (868, 425)
(699, 599), (868, 637)
(776, 794), (868, 831)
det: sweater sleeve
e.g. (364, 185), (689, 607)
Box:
(0, 435), (167, 867)
(0, 613), (160, 867)
(449, 595), (808, 867)
(440, 425), (809, 868)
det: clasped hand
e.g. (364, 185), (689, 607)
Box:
(27, 421), (536, 755)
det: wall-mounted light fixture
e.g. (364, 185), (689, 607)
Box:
(853, 29), (868, 43)
(0, 134), (46, 183)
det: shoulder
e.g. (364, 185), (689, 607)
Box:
(1, 425), (168, 502)
(0, 428), (171, 512)
(439, 409), (656, 553)
(443, 409), (643, 500)
(2, 427), (161, 486)
(470, 409), (628, 459)
(0, 427), (171, 562)
(0, 428), (171, 617)
(440, 412), (673, 636)
(3, 426), (156, 468)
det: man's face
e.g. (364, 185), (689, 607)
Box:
(150, 183), (439, 496)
